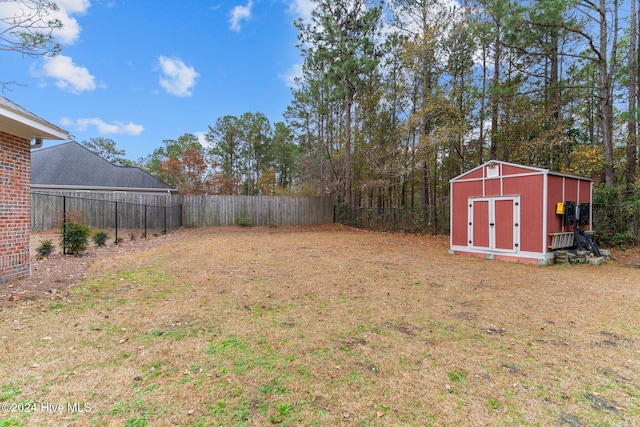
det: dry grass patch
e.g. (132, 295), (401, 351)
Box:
(1, 224), (639, 426)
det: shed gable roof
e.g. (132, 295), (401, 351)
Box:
(450, 160), (591, 183)
(31, 141), (175, 191)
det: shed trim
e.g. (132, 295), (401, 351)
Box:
(449, 160), (592, 183)
(452, 171), (547, 184)
(450, 246), (554, 263)
(542, 172), (549, 256)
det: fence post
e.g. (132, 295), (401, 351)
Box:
(163, 205), (167, 234)
(62, 195), (67, 255)
(115, 201), (119, 244)
(144, 204), (147, 237)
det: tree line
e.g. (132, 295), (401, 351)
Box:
(287, 0), (639, 210)
(84, 111), (300, 196)
(84, 0), (637, 211)
(5, 0), (638, 242)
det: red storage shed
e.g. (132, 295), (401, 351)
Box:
(449, 160), (593, 265)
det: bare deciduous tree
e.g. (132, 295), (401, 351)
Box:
(1, 0), (62, 89)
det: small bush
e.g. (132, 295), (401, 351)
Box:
(115, 236), (124, 245)
(129, 232), (136, 241)
(92, 231), (109, 246)
(593, 184), (640, 246)
(62, 220), (91, 254)
(612, 231), (635, 246)
(236, 216), (254, 227)
(36, 239), (55, 257)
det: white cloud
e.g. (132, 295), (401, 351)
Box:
(281, 63), (303, 88)
(287, 0), (314, 23)
(194, 131), (211, 148)
(0, 0), (90, 46)
(39, 55), (96, 93)
(61, 117), (145, 135)
(158, 56), (199, 97)
(49, 0), (92, 45)
(57, 0), (92, 14)
(51, 10), (83, 45)
(229, 1), (253, 32)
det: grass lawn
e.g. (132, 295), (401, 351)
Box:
(1, 225), (639, 426)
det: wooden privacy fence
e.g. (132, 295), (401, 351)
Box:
(180, 195), (334, 227)
(31, 192), (335, 230)
(31, 192), (182, 233)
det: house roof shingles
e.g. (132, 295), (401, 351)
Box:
(0, 95), (71, 141)
(31, 141), (174, 192)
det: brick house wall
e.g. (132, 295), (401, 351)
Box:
(0, 131), (31, 283)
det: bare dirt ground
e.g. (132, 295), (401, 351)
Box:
(3, 229), (191, 307)
(1, 224), (639, 426)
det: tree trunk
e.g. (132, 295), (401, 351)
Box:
(345, 95), (352, 204)
(628, 0), (638, 189)
(479, 43), (487, 165)
(421, 160), (429, 207)
(548, 32), (569, 170)
(490, 16), (501, 160)
(598, 0), (616, 186)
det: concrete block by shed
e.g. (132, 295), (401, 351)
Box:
(588, 256), (606, 266)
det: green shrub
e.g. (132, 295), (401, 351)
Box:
(236, 216), (254, 227)
(612, 231), (635, 246)
(335, 202), (360, 228)
(36, 239), (55, 257)
(593, 184), (640, 246)
(92, 231), (109, 246)
(61, 220), (91, 254)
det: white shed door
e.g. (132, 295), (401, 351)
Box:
(468, 197), (520, 253)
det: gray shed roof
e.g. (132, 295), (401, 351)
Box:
(31, 141), (175, 192)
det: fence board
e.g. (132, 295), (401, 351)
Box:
(31, 192), (182, 231)
(31, 192), (334, 230)
(179, 195), (334, 227)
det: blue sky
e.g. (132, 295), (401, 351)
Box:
(3, 0), (314, 160)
